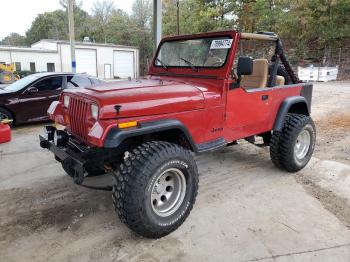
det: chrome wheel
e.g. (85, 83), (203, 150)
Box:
(151, 168), (186, 217)
(294, 129), (311, 160)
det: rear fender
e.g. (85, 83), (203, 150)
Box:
(273, 96), (309, 131)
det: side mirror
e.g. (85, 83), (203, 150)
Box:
(237, 56), (253, 76)
(26, 87), (39, 94)
(229, 57), (253, 89)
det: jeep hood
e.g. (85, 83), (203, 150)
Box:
(75, 79), (205, 119)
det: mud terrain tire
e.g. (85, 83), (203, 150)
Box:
(270, 113), (316, 172)
(112, 141), (198, 238)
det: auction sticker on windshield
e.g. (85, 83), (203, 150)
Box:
(210, 39), (233, 49)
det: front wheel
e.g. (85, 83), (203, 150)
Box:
(0, 107), (14, 126)
(112, 141), (198, 238)
(270, 113), (316, 172)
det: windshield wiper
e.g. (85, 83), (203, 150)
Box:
(180, 58), (198, 72)
(156, 58), (168, 70)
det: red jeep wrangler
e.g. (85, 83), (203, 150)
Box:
(40, 31), (316, 238)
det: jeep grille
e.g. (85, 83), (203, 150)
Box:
(67, 97), (89, 141)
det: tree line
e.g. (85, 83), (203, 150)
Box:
(1, 0), (350, 75)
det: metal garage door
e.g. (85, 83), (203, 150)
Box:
(113, 51), (135, 79)
(76, 49), (97, 76)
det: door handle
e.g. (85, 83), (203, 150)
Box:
(262, 95), (269, 101)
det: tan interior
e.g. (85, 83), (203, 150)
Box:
(275, 75), (285, 86)
(240, 59), (268, 89)
(267, 75), (285, 86)
(240, 58), (286, 89)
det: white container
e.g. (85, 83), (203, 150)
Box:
(298, 66), (338, 82)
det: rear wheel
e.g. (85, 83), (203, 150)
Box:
(270, 113), (316, 172)
(112, 141), (198, 238)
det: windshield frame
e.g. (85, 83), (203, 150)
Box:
(153, 34), (233, 70)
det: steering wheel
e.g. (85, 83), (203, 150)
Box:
(211, 57), (224, 67)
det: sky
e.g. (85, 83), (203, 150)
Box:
(0, 0), (135, 38)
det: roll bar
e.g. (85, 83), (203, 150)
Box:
(240, 31), (300, 85)
(240, 32), (278, 41)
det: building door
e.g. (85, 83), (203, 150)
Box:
(76, 49), (97, 76)
(113, 51), (135, 79)
(104, 64), (111, 79)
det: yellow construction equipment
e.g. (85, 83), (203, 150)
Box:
(0, 63), (20, 84)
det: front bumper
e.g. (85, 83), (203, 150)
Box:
(39, 134), (87, 184)
(39, 133), (114, 191)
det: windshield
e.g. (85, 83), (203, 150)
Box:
(155, 36), (233, 69)
(2, 74), (40, 92)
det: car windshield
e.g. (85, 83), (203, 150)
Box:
(3, 74), (40, 92)
(155, 36), (233, 69)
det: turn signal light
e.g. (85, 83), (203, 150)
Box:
(118, 121), (138, 129)
(64, 114), (70, 124)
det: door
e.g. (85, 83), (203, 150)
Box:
(76, 49), (97, 76)
(226, 85), (273, 136)
(18, 76), (63, 122)
(104, 64), (111, 79)
(113, 51), (135, 79)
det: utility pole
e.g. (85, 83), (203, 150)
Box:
(153, 0), (162, 51)
(68, 0), (76, 73)
(176, 0), (180, 35)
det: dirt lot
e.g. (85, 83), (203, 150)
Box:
(1, 81), (350, 262)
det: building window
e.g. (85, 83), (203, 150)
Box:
(15, 62), (21, 71)
(30, 62), (36, 72)
(47, 63), (55, 72)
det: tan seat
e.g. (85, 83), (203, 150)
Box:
(241, 59), (268, 89)
(267, 75), (285, 86)
(276, 75), (285, 86)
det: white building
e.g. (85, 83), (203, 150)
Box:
(0, 39), (139, 79)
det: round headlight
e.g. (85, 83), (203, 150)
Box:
(63, 96), (70, 108)
(91, 104), (99, 120)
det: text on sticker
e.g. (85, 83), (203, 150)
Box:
(210, 39), (233, 49)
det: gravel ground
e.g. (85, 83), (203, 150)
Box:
(0, 81), (350, 262)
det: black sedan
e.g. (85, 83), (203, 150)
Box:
(0, 73), (104, 125)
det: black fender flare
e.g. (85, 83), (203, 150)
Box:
(103, 119), (197, 151)
(273, 96), (309, 131)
